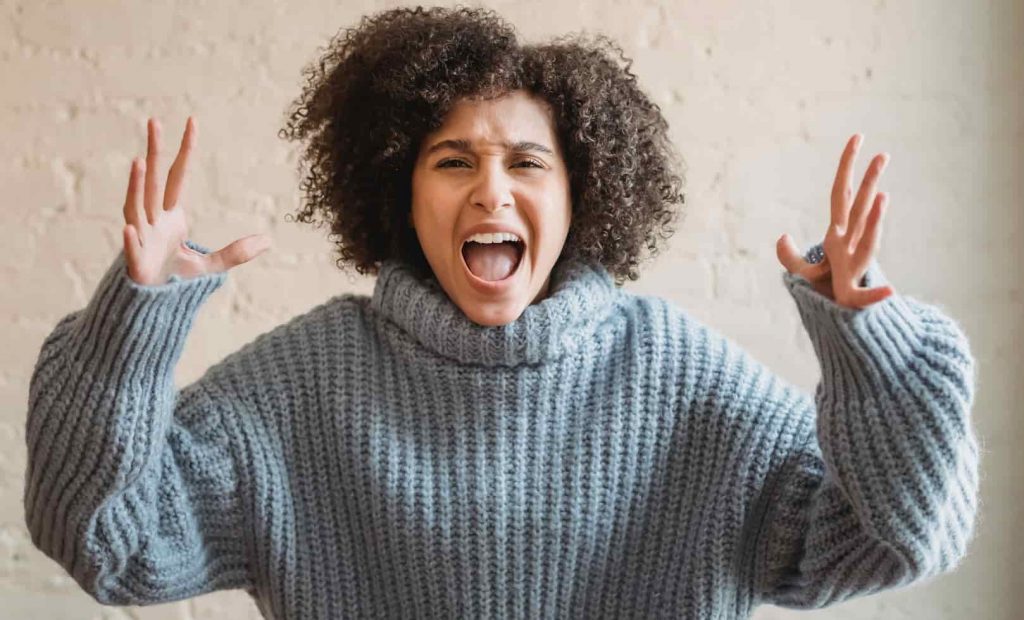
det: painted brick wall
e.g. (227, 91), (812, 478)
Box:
(2, 1), (1019, 618)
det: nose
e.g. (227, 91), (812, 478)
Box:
(469, 160), (514, 213)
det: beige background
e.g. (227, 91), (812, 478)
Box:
(2, 0), (1020, 618)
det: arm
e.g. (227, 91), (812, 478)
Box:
(24, 241), (254, 605)
(751, 245), (980, 609)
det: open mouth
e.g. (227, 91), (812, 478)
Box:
(461, 239), (525, 282)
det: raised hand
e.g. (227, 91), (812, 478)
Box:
(122, 117), (272, 285)
(776, 133), (896, 310)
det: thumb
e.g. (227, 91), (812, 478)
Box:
(206, 234), (272, 273)
(776, 233), (831, 280)
(775, 234), (804, 274)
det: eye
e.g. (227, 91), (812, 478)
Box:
(436, 158), (545, 169)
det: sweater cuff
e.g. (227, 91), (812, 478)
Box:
(781, 243), (924, 401)
(67, 239), (227, 381)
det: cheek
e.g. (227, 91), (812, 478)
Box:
(410, 176), (438, 227)
(525, 200), (571, 258)
(540, 184), (573, 236)
(411, 199), (458, 257)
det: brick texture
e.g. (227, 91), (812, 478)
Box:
(3, 1), (1019, 618)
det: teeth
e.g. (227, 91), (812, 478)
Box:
(465, 232), (521, 244)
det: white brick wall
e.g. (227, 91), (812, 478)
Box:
(3, 1), (1018, 618)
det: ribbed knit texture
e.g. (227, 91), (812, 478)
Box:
(24, 239), (980, 619)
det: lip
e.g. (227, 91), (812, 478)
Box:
(459, 221), (528, 247)
(460, 238), (526, 294)
(458, 221), (528, 295)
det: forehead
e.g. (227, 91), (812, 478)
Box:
(426, 90), (559, 148)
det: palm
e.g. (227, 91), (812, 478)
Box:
(128, 200), (192, 285)
(122, 117), (271, 286)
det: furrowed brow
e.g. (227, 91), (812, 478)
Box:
(425, 139), (555, 156)
(505, 140), (554, 155)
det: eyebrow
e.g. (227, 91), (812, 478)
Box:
(425, 138), (555, 156)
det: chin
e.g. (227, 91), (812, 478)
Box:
(458, 299), (527, 327)
(424, 246), (556, 326)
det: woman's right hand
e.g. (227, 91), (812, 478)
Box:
(122, 116), (272, 286)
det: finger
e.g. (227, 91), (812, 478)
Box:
(204, 234), (273, 273)
(776, 234), (830, 280)
(843, 284), (894, 309)
(775, 233), (804, 273)
(122, 158), (146, 230)
(164, 116), (196, 211)
(851, 192), (887, 273)
(144, 117), (163, 225)
(123, 224), (143, 276)
(830, 134), (862, 234)
(847, 152), (890, 251)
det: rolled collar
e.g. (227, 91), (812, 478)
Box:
(370, 256), (622, 367)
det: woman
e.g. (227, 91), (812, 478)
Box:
(23, 6), (978, 619)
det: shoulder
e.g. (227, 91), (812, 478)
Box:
(613, 289), (728, 359)
(188, 292), (375, 390)
(249, 292), (372, 350)
(619, 289), (814, 427)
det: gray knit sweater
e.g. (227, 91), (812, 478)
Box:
(24, 239), (979, 619)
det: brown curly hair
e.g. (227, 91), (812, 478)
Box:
(278, 5), (686, 284)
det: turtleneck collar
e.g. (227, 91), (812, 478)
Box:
(369, 256), (622, 367)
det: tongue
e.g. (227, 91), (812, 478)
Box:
(464, 242), (520, 281)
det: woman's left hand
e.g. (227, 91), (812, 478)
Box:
(776, 133), (897, 310)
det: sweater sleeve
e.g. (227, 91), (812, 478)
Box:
(751, 243), (981, 609)
(23, 240), (254, 605)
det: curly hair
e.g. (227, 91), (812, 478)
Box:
(278, 5), (686, 284)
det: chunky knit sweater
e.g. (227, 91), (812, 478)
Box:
(24, 239), (979, 619)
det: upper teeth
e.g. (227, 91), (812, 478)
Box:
(465, 232), (521, 244)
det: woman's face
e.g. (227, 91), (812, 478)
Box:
(411, 89), (572, 327)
